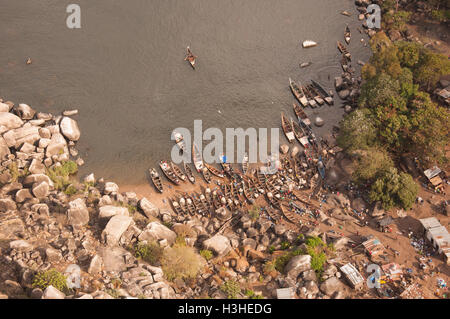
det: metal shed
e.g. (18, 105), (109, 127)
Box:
(276, 287), (295, 299)
(340, 263), (364, 290)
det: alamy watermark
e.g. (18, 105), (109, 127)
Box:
(170, 120), (280, 174)
(66, 4), (81, 29)
(366, 4), (381, 29)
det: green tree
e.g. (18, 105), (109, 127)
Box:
(414, 50), (450, 90)
(337, 109), (376, 152)
(359, 73), (402, 108)
(353, 148), (395, 184)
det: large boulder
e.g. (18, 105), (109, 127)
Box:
(88, 255), (103, 275)
(104, 182), (119, 195)
(139, 197), (159, 218)
(284, 255), (312, 279)
(102, 215), (133, 246)
(3, 125), (40, 148)
(0, 136), (10, 160)
(319, 277), (343, 296)
(42, 286), (65, 299)
(31, 181), (49, 198)
(0, 102), (10, 112)
(23, 174), (54, 188)
(60, 117), (80, 141)
(0, 112), (23, 129)
(67, 198), (90, 227)
(0, 198), (17, 212)
(45, 132), (68, 158)
(98, 205), (129, 220)
(371, 202), (385, 217)
(203, 234), (231, 256)
(16, 104), (35, 120)
(138, 222), (176, 245)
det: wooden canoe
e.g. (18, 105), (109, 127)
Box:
(242, 153), (249, 174)
(291, 118), (304, 144)
(345, 25), (351, 44)
(170, 197), (184, 215)
(204, 163), (224, 178)
(192, 142), (204, 172)
(170, 161), (187, 181)
(337, 41), (352, 60)
(149, 168), (164, 193)
(201, 167), (212, 184)
(311, 80), (334, 105)
(289, 78), (309, 107)
(301, 85), (318, 108)
(306, 85), (325, 106)
(183, 162), (195, 184)
(159, 160), (180, 185)
(184, 46), (197, 69)
(173, 131), (186, 153)
(281, 112), (295, 143)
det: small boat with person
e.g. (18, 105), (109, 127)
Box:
(192, 142), (204, 172)
(149, 168), (164, 193)
(184, 46), (197, 69)
(291, 117), (304, 144)
(201, 167), (212, 184)
(345, 25), (351, 44)
(281, 112), (295, 143)
(337, 41), (352, 60)
(317, 156), (326, 179)
(311, 80), (334, 105)
(159, 160), (180, 185)
(183, 162), (196, 184)
(172, 131), (186, 153)
(170, 161), (187, 182)
(204, 163), (225, 178)
(242, 153), (249, 174)
(289, 78), (309, 107)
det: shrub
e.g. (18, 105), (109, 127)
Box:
(220, 280), (241, 299)
(200, 249), (213, 261)
(248, 206), (260, 220)
(32, 269), (69, 293)
(280, 241), (290, 250)
(131, 241), (164, 266)
(46, 161), (78, 190)
(245, 289), (264, 299)
(161, 244), (202, 281)
(64, 184), (78, 196)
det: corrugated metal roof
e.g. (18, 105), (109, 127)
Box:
(340, 263), (364, 287)
(276, 288), (294, 299)
(424, 166), (441, 180)
(419, 217), (441, 230)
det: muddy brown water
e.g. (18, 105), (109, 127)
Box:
(0, 0), (371, 184)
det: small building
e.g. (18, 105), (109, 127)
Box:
(362, 237), (385, 257)
(340, 263), (364, 290)
(423, 166), (444, 190)
(381, 263), (403, 282)
(419, 217), (450, 265)
(376, 216), (394, 232)
(276, 287), (295, 299)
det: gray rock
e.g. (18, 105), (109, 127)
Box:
(138, 222), (177, 245)
(0, 198), (17, 212)
(104, 182), (119, 195)
(16, 103), (35, 120)
(280, 144), (289, 155)
(304, 280), (319, 295)
(344, 105), (352, 113)
(98, 205), (129, 220)
(88, 255), (103, 275)
(0, 112), (23, 129)
(45, 247), (62, 263)
(0, 136), (11, 160)
(45, 133), (68, 158)
(0, 102), (10, 112)
(335, 77), (344, 90)
(203, 234), (231, 256)
(315, 117), (324, 127)
(23, 174), (54, 188)
(9, 240), (33, 252)
(319, 277), (343, 296)
(60, 116), (80, 141)
(3, 125), (40, 148)
(302, 270), (317, 282)
(284, 255), (311, 278)
(67, 198), (90, 227)
(15, 189), (33, 203)
(338, 89), (350, 100)
(42, 286), (65, 299)
(371, 202), (385, 217)
(139, 197), (159, 218)
(32, 181), (50, 198)
(102, 215), (133, 246)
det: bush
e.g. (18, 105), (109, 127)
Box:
(46, 161), (78, 190)
(220, 280), (241, 299)
(32, 269), (69, 293)
(337, 109), (376, 152)
(161, 244), (202, 281)
(131, 241), (164, 266)
(248, 206), (260, 220)
(64, 184), (78, 196)
(200, 249), (213, 261)
(245, 289), (263, 299)
(369, 167), (418, 210)
(352, 148), (394, 184)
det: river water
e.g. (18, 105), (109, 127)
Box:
(0, 0), (371, 184)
